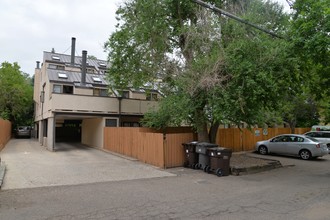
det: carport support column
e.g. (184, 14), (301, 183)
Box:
(47, 116), (55, 151)
(38, 121), (43, 145)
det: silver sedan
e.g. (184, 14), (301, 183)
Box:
(255, 134), (329, 160)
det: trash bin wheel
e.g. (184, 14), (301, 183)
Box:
(194, 163), (200, 170)
(203, 165), (211, 173)
(216, 168), (223, 177)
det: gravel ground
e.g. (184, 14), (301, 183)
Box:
(230, 152), (273, 169)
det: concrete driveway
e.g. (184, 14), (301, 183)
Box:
(0, 139), (174, 190)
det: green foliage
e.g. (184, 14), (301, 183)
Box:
(87, 55), (98, 60)
(105, 0), (322, 140)
(290, 0), (330, 97)
(279, 93), (320, 128)
(141, 92), (192, 129)
(319, 99), (330, 125)
(0, 62), (34, 126)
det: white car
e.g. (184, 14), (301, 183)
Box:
(304, 131), (330, 152)
(255, 134), (328, 160)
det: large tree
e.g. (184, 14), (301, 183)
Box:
(105, 0), (297, 142)
(0, 62), (34, 127)
(289, 0), (330, 123)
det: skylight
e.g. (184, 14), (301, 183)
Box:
(92, 76), (102, 82)
(58, 73), (68, 79)
(98, 62), (106, 67)
(52, 56), (60, 61)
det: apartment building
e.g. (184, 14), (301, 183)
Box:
(33, 38), (159, 151)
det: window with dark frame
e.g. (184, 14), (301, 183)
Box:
(146, 93), (158, 101)
(63, 85), (73, 94)
(93, 88), (108, 97)
(53, 84), (61, 93)
(105, 119), (117, 127)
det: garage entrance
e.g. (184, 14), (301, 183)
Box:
(56, 120), (82, 142)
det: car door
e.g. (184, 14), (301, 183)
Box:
(268, 135), (288, 154)
(283, 136), (302, 156)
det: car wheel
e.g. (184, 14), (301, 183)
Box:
(258, 146), (268, 155)
(300, 150), (311, 160)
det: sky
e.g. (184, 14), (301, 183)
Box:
(0, 0), (290, 76)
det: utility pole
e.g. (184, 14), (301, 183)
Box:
(191, 0), (283, 39)
(286, 0), (294, 9)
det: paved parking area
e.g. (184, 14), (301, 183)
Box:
(0, 139), (174, 190)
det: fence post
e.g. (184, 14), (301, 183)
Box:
(163, 133), (166, 169)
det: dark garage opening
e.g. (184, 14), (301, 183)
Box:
(56, 120), (82, 142)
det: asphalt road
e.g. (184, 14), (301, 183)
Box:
(1, 140), (330, 220)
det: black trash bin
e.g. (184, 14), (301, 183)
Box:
(182, 141), (199, 169)
(208, 147), (232, 176)
(195, 142), (218, 171)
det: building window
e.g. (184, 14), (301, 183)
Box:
(93, 88), (108, 97)
(98, 62), (107, 68)
(53, 85), (73, 94)
(105, 119), (117, 127)
(122, 122), (140, 127)
(51, 56), (60, 61)
(63, 85), (73, 94)
(92, 76), (102, 82)
(100, 89), (108, 97)
(87, 68), (95, 74)
(49, 64), (65, 70)
(122, 91), (129, 98)
(146, 93), (158, 101)
(53, 84), (61, 93)
(58, 73), (68, 79)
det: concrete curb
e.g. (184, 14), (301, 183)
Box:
(0, 161), (6, 189)
(230, 157), (283, 176)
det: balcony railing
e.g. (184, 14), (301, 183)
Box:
(50, 93), (158, 115)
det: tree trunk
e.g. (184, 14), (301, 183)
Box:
(209, 122), (220, 144)
(197, 122), (209, 142)
(195, 107), (209, 142)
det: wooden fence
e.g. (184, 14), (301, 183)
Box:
(0, 118), (12, 151)
(216, 127), (311, 152)
(104, 127), (195, 168)
(104, 127), (310, 169)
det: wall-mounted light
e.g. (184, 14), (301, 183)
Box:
(40, 91), (45, 103)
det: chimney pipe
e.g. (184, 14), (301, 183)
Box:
(36, 61), (40, 69)
(81, 50), (87, 85)
(71, 37), (76, 65)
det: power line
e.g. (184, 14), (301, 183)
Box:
(191, 0), (283, 39)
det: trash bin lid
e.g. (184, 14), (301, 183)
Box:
(208, 147), (232, 157)
(182, 141), (198, 146)
(208, 147), (232, 152)
(196, 142), (218, 148)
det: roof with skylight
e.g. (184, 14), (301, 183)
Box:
(58, 73), (68, 79)
(92, 76), (102, 82)
(52, 55), (60, 61)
